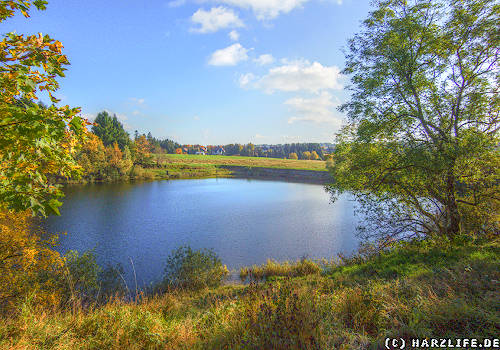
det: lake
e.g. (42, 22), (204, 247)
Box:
(44, 178), (361, 286)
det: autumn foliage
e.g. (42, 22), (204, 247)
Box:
(0, 209), (64, 313)
(0, 0), (89, 216)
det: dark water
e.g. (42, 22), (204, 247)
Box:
(44, 178), (361, 286)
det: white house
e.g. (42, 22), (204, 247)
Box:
(213, 147), (225, 155)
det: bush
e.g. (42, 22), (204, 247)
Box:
(61, 250), (126, 306)
(0, 209), (64, 314)
(162, 246), (229, 290)
(61, 250), (99, 307)
(132, 165), (145, 178)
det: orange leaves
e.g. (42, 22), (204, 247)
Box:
(106, 142), (123, 168)
(49, 40), (63, 54)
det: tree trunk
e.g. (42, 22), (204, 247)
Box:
(445, 172), (460, 237)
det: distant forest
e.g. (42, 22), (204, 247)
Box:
(91, 110), (334, 160)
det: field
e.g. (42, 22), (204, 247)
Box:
(154, 154), (329, 172)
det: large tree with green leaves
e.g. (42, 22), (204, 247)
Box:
(91, 111), (130, 149)
(0, 1), (88, 216)
(328, 0), (499, 241)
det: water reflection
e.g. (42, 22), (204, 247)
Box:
(44, 178), (360, 286)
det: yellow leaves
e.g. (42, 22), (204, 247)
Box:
(106, 142), (123, 168)
(49, 40), (63, 54)
(1, 33), (68, 101)
(0, 209), (65, 313)
(35, 32), (43, 47)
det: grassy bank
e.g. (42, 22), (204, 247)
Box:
(140, 163), (233, 180)
(2, 237), (498, 349)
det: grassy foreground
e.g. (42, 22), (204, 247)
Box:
(2, 237), (498, 349)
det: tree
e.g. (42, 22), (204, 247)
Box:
(310, 151), (320, 160)
(121, 145), (133, 175)
(105, 142), (123, 177)
(0, 0), (88, 216)
(134, 135), (153, 167)
(75, 133), (107, 180)
(91, 111), (130, 149)
(301, 151), (311, 160)
(328, 0), (499, 241)
(289, 153), (298, 160)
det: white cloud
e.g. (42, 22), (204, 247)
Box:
(208, 43), (249, 66)
(81, 113), (96, 122)
(228, 30), (240, 41)
(82, 111), (128, 123)
(213, 0), (310, 20)
(282, 135), (301, 143)
(254, 54), (274, 66)
(285, 91), (342, 125)
(248, 60), (343, 93)
(176, 0), (342, 20)
(116, 113), (129, 122)
(101, 109), (128, 122)
(194, 115), (200, 120)
(254, 133), (265, 139)
(191, 7), (243, 33)
(239, 72), (255, 87)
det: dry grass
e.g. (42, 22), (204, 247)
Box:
(2, 238), (498, 349)
(239, 259), (321, 282)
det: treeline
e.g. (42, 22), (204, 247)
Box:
(179, 143), (330, 160)
(74, 111), (180, 181)
(223, 143), (326, 160)
(81, 111), (330, 178)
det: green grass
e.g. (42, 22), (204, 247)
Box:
(2, 237), (498, 349)
(154, 154), (329, 172)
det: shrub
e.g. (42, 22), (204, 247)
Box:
(132, 165), (145, 178)
(0, 209), (64, 314)
(60, 250), (126, 306)
(162, 246), (229, 290)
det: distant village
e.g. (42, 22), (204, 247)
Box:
(135, 131), (335, 160)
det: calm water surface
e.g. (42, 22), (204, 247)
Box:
(44, 178), (361, 286)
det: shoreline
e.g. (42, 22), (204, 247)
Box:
(62, 165), (333, 185)
(220, 165), (331, 184)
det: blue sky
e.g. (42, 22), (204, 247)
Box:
(3, 0), (372, 144)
